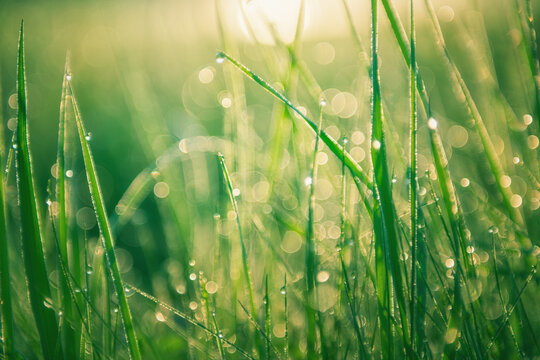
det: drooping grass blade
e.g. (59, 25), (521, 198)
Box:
(15, 21), (62, 360)
(67, 79), (141, 360)
(216, 51), (371, 190)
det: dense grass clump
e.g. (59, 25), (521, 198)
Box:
(1, 0), (540, 358)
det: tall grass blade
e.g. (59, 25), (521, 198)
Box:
(217, 153), (260, 355)
(67, 79), (141, 360)
(55, 52), (78, 359)
(305, 106), (324, 358)
(370, 1), (410, 357)
(408, 0), (422, 355)
(15, 21), (62, 360)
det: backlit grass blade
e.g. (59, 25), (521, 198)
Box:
(370, 2), (410, 357)
(304, 106), (326, 358)
(55, 53), (78, 359)
(15, 21), (62, 360)
(217, 153), (260, 355)
(216, 51), (371, 189)
(67, 80), (141, 360)
(408, 0), (421, 355)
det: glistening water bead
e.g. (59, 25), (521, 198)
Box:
(216, 52), (225, 64)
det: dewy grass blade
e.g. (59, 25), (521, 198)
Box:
(370, 1), (410, 357)
(67, 80), (141, 360)
(216, 51), (371, 190)
(409, 0), (421, 355)
(56, 53), (78, 359)
(15, 21), (62, 360)
(217, 153), (260, 355)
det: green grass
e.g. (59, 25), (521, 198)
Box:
(1, 1), (540, 359)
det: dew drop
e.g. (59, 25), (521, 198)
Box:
(12, 144), (18, 149)
(280, 286), (286, 295)
(488, 226), (499, 234)
(392, 177), (397, 184)
(319, 98), (327, 107)
(43, 297), (54, 309)
(66, 74), (72, 81)
(86, 266), (93, 275)
(216, 52), (225, 64)
(304, 177), (313, 186)
(85, 132), (92, 141)
(65, 170), (74, 178)
(372, 140), (381, 150)
(427, 117), (438, 130)
(218, 331), (224, 338)
(189, 259), (196, 267)
(232, 188), (241, 197)
(189, 273), (197, 281)
(124, 286), (134, 297)
(114, 307), (119, 313)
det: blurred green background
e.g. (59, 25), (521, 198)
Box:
(1, 0), (539, 267)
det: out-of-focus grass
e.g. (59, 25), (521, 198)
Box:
(1, 0), (540, 358)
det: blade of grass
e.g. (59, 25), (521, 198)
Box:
(15, 21), (62, 360)
(408, 0), (422, 355)
(370, 2), (411, 357)
(67, 79), (141, 360)
(305, 106), (324, 358)
(217, 153), (261, 356)
(55, 52), (78, 360)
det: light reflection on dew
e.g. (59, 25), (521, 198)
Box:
(215, 52), (225, 64)
(427, 117), (438, 130)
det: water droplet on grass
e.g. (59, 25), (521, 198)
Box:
(428, 117), (438, 130)
(280, 286), (286, 295)
(216, 52), (225, 64)
(304, 177), (313, 186)
(124, 286), (134, 297)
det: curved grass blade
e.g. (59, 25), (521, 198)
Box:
(67, 80), (141, 360)
(15, 21), (62, 360)
(216, 51), (371, 190)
